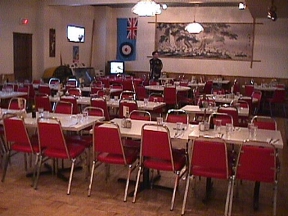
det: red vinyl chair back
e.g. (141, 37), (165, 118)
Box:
(191, 137), (230, 179)
(218, 106), (239, 126)
(3, 114), (34, 153)
(61, 97), (79, 114)
(164, 86), (177, 106)
(37, 118), (69, 158)
(208, 112), (233, 128)
(270, 89), (286, 103)
(66, 79), (78, 89)
(17, 85), (29, 100)
(119, 99), (138, 118)
(251, 116), (277, 130)
(236, 142), (276, 183)
(91, 97), (110, 121)
(49, 77), (60, 85)
(35, 93), (52, 112)
(148, 93), (164, 102)
(245, 85), (254, 96)
(24, 83), (35, 100)
(141, 124), (174, 170)
(166, 109), (189, 124)
(135, 85), (148, 100)
(38, 85), (51, 95)
(122, 79), (133, 91)
(93, 122), (124, 161)
(129, 110), (151, 121)
(90, 80), (103, 88)
(83, 106), (104, 117)
(203, 81), (213, 94)
(8, 97), (26, 110)
(120, 90), (136, 100)
(66, 88), (82, 97)
(53, 101), (73, 114)
(251, 90), (262, 114)
(91, 86), (103, 94)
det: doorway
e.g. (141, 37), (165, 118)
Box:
(13, 33), (32, 82)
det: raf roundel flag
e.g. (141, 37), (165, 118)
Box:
(117, 18), (138, 61)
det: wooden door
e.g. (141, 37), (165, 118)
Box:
(13, 33), (32, 82)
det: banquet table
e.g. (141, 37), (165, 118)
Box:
(23, 112), (104, 132)
(188, 125), (283, 149)
(50, 96), (166, 111)
(145, 85), (190, 92)
(0, 91), (27, 99)
(243, 84), (285, 92)
(181, 105), (249, 117)
(80, 87), (123, 94)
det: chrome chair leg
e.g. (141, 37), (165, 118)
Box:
(87, 161), (96, 197)
(67, 158), (76, 195)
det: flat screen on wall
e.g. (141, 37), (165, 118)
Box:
(67, 25), (85, 43)
(109, 61), (125, 74)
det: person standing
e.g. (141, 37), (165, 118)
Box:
(149, 51), (163, 81)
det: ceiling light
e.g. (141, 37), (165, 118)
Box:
(185, 22), (204, 34)
(185, 5), (203, 34)
(238, 2), (246, 10)
(267, 0), (277, 21)
(132, 0), (166, 17)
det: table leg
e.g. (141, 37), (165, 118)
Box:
(203, 177), (213, 203)
(253, 181), (260, 210)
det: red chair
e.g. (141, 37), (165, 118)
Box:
(83, 106), (104, 117)
(232, 79), (240, 94)
(218, 105), (239, 127)
(267, 89), (286, 117)
(135, 85), (148, 100)
(61, 96), (80, 114)
(2, 113), (40, 183)
(8, 97), (26, 110)
(148, 92), (164, 102)
(165, 109), (189, 124)
(208, 112), (233, 129)
(229, 140), (279, 216)
(164, 86), (177, 108)
(17, 85), (30, 101)
(49, 77), (60, 85)
(34, 117), (86, 194)
(66, 88), (82, 97)
(133, 124), (187, 210)
(122, 79), (133, 91)
(34, 93), (52, 112)
(120, 90), (136, 100)
(181, 137), (233, 215)
(88, 122), (138, 201)
(119, 99), (138, 118)
(230, 99), (250, 127)
(110, 83), (123, 98)
(66, 78), (78, 89)
(251, 116), (277, 130)
(38, 85), (51, 96)
(129, 110), (151, 121)
(202, 80), (213, 94)
(251, 90), (262, 115)
(245, 85), (254, 96)
(53, 100), (73, 114)
(91, 97), (111, 121)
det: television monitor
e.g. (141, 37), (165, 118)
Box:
(67, 25), (85, 43)
(109, 61), (125, 75)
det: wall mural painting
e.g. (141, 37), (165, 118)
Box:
(155, 22), (253, 61)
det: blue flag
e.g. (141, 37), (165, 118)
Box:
(117, 18), (138, 61)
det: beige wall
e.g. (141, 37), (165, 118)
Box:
(0, 1), (287, 80)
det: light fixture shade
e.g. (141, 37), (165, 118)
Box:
(185, 22), (204, 34)
(132, 0), (162, 17)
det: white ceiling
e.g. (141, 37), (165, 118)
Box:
(45, 0), (288, 19)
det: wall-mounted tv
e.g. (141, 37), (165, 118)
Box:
(108, 60), (125, 75)
(67, 25), (85, 43)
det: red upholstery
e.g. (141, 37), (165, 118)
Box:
(61, 97), (79, 114)
(35, 93), (52, 112)
(133, 124), (186, 210)
(181, 137), (233, 215)
(2, 114), (40, 182)
(203, 81), (213, 94)
(245, 85), (254, 96)
(164, 86), (177, 107)
(252, 116), (277, 130)
(35, 118), (86, 194)
(251, 90), (262, 115)
(54, 101), (73, 114)
(267, 89), (286, 117)
(17, 85), (29, 100)
(38, 85), (51, 95)
(119, 99), (138, 118)
(120, 90), (136, 100)
(88, 122), (138, 201)
(8, 97), (26, 110)
(149, 93), (164, 102)
(135, 85), (148, 100)
(91, 86), (103, 94)
(66, 88), (82, 97)
(218, 106), (239, 127)
(166, 109), (189, 124)
(91, 97), (110, 120)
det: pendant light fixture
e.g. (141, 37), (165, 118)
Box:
(185, 5), (204, 34)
